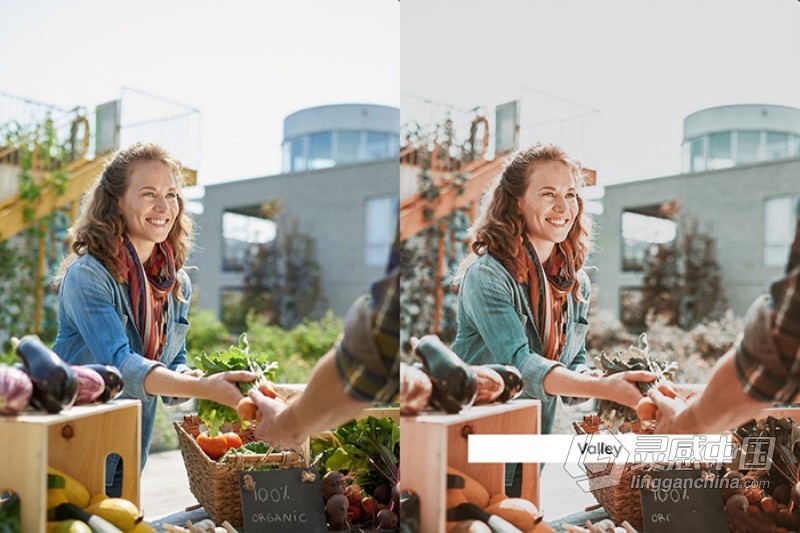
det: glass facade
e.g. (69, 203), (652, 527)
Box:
(684, 130), (800, 172)
(282, 130), (400, 173)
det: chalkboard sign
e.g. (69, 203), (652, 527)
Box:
(238, 467), (328, 533)
(638, 469), (730, 533)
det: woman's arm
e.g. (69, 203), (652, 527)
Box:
(61, 262), (253, 405)
(461, 262), (651, 406)
(144, 366), (253, 408)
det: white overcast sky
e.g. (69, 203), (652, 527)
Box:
(401, 0), (800, 186)
(0, 0), (399, 185)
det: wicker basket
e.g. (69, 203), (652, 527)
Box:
(574, 415), (710, 529)
(174, 415), (308, 526)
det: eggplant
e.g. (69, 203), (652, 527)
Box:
(81, 364), (124, 402)
(70, 365), (106, 404)
(0, 363), (33, 414)
(414, 335), (477, 414)
(481, 364), (524, 402)
(13, 335), (78, 413)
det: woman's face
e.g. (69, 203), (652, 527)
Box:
(118, 160), (180, 261)
(517, 160), (579, 258)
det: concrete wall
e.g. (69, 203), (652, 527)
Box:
(192, 157), (398, 319)
(594, 158), (800, 319)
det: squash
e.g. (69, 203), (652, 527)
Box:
(447, 466), (490, 508)
(47, 467), (90, 509)
(484, 498), (541, 531)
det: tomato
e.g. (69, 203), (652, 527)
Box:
(223, 432), (243, 450)
(196, 432), (228, 460)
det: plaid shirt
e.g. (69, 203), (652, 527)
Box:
(735, 218), (800, 402)
(334, 235), (400, 403)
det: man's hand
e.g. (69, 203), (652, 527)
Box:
(248, 387), (303, 449)
(648, 386), (692, 433)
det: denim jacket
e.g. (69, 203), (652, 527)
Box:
(451, 253), (592, 436)
(53, 253), (192, 483)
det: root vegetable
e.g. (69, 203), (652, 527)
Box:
(635, 397), (657, 422)
(361, 496), (378, 517)
(726, 494), (749, 512)
(373, 484), (391, 505)
(325, 494), (349, 530)
(236, 397), (257, 421)
(377, 509), (399, 529)
(322, 471), (345, 501)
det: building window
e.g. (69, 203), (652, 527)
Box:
(365, 196), (398, 267)
(222, 211), (276, 272)
(764, 195), (800, 267)
(336, 131), (361, 163)
(708, 132), (733, 169)
(290, 138), (306, 172)
(309, 132), (333, 169)
(690, 138), (705, 172)
(736, 131), (761, 164)
(766, 132), (789, 160)
(621, 207), (677, 272)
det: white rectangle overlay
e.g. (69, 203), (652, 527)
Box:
(468, 434), (736, 464)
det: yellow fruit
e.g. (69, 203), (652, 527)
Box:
(47, 489), (69, 510)
(84, 498), (142, 531)
(50, 520), (92, 533)
(47, 467), (90, 509)
(128, 521), (159, 533)
(89, 493), (109, 506)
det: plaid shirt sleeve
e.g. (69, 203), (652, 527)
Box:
(735, 218), (800, 402)
(334, 235), (400, 403)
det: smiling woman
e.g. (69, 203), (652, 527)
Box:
(52, 142), (255, 497)
(450, 142), (655, 496)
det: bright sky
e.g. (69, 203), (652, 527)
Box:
(401, 0), (800, 187)
(0, 0), (399, 186)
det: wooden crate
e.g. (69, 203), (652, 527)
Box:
(401, 399), (541, 532)
(0, 399), (141, 532)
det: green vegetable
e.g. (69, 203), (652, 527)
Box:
(0, 491), (20, 533)
(193, 333), (279, 435)
(311, 416), (399, 492)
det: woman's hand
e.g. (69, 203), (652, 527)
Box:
(199, 370), (256, 408)
(598, 370), (656, 408)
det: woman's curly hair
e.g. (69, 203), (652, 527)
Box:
(456, 142), (593, 295)
(56, 142), (193, 300)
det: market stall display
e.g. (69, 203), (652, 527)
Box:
(0, 334), (148, 532)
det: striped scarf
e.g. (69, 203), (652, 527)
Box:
(516, 237), (577, 361)
(117, 237), (177, 360)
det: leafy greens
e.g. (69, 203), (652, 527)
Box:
(193, 333), (278, 435)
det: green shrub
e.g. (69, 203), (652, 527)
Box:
(185, 309), (233, 367)
(245, 310), (342, 383)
